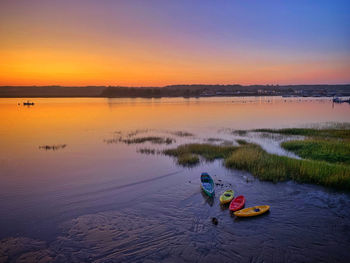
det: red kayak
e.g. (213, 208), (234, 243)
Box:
(229, 195), (245, 211)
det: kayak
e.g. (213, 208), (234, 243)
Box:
(200, 173), (215, 197)
(229, 195), (245, 211)
(219, 190), (234, 204)
(234, 205), (270, 217)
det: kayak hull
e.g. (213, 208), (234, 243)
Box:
(229, 195), (245, 211)
(201, 173), (215, 197)
(219, 190), (234, 204)
(234, 205), (270, 217)
(203, 188), (214, 197)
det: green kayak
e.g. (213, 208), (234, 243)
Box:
(219, 189), (234, 204)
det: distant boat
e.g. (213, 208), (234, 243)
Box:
(333, 97), (350, 103)
(23, 100), (35, 106)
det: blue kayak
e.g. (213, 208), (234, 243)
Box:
(201, 173), (215, 197)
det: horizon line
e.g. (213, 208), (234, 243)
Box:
(1, 83), (350, 88)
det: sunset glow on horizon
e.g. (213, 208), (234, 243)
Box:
(1, 0), (350, 86)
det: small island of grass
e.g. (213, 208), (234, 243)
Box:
(105, 136), (175, 145)
(163, 128), (350, 190)
(256, 127), (350, 165)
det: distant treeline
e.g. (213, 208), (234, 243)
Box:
(0, 84), (350, 98)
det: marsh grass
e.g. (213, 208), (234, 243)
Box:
(105, 136), (175, 145)
(207, 138), (224, 142)
(225, 144), (350, 189)
(126, 129), (150, 137)
(104, 138), (120, 144)
(122, 136), (175, 145)
(232, 130), (248, 136)
(169, 131), (194, 137)
(281, 139), (350, 165)
(163, 143), (237, 161)
(178, 154), (200, 166)
(255, 127), (350, 166)
(307, 122), (350, 130)
(39, 144), (67, 150)
(164, 142), (350, 190)
(137, 148), (162, 155)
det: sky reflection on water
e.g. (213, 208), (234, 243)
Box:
(0, 97), (350, 262)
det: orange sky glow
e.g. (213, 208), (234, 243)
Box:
(1, 0), (349, 86)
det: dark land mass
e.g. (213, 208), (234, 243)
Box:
(1, 84), (350, 98)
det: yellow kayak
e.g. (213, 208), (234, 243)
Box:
(234, 205), (270, 217)
(219, 190), (234, 204)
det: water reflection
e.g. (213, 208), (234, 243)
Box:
(0, 97), (350, 262)
(201, 190), (214, 207)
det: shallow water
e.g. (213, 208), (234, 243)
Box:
(0, 97), (350, 262)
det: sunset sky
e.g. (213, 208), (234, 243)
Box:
(1, 0), (349, 86)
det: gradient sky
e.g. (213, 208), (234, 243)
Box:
(1, 0), (349, 86)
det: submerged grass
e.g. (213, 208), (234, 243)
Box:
(105, 136), (175, 145)
(123, 136), (175, 145)
(169, 131), (194, 137)
(254, 128), (350, 140)
(39, 144), (67, 151)
(123, 136), (174, 144)
(137, 148), (159, 155)
(178, 153), (200, 166)
(232, 130), (248, 136)
(126, 129), (150, 137)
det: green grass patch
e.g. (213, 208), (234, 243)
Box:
(255, 127), (350, 166)
(163, 143), (237, 162)
(281, 139), (350, 165)
(224, 144), (350, 189)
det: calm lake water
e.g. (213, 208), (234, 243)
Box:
(0, 97), (350, 262)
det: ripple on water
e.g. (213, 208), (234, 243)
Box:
(1, 167), (350, 263)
